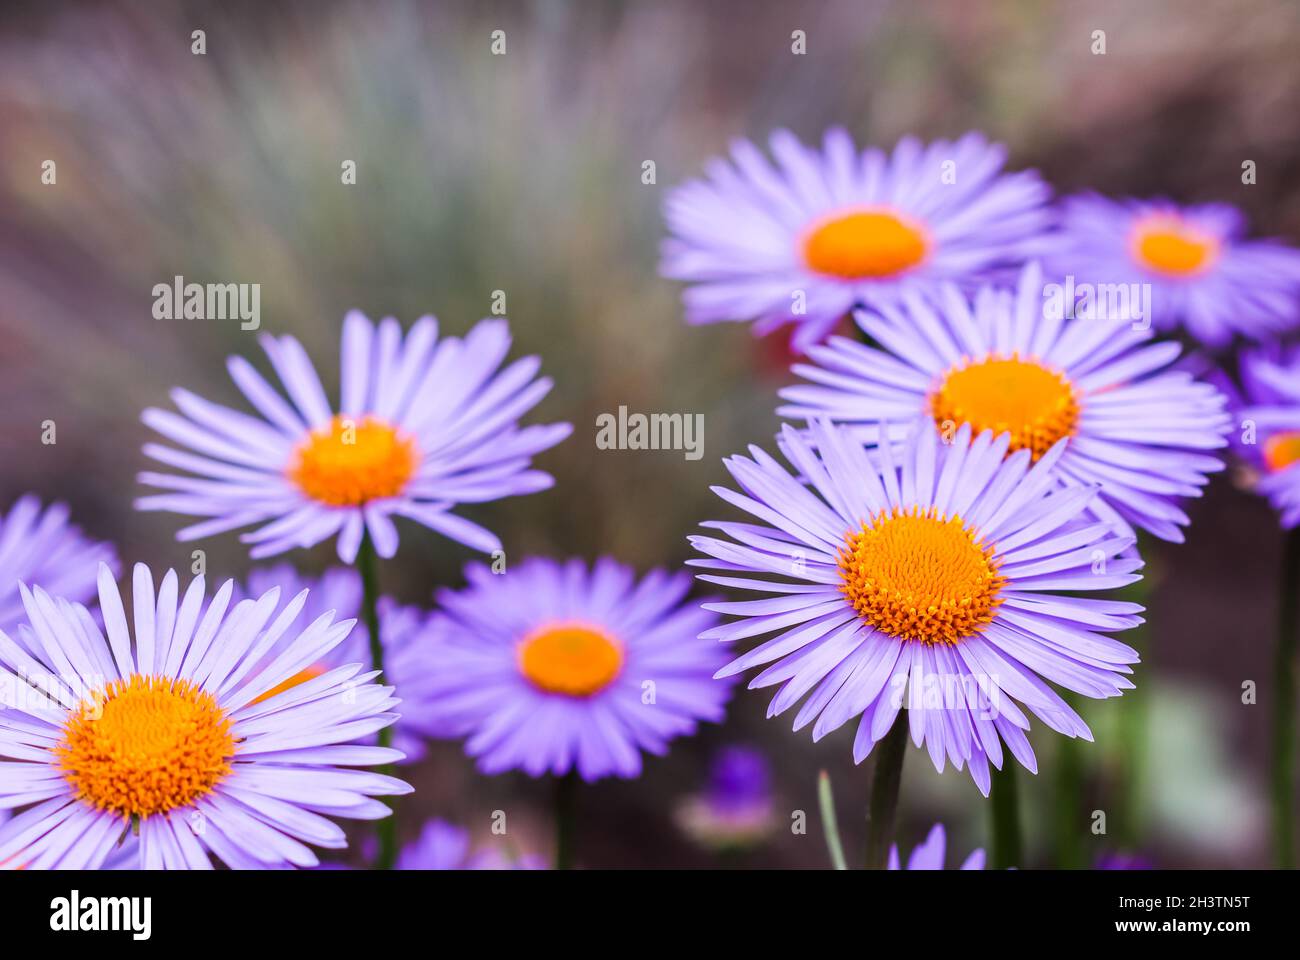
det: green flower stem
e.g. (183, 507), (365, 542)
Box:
(1272, 527), (1300, 869)
(990, 761), (1022, 869)
(1053, 702), (1085, 870)
(864, 709), (908, 869)
(1114, 552), (1155, 851)
(357, 532), (397, 870)
(555, 770), (579, 870)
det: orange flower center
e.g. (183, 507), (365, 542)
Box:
(838, 506), (1005, 645)
(802, 209), (929, 280)
(57, 675), (234, 819)
(518, 623), (624, 697)
(288, 415), (417, 506)
(930, 354), (1080, 461)
(1131, 216), (1218, 276)
(1264, 431), (1300, 473)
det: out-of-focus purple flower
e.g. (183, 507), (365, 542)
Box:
(1047, 194), (1300, 347)
(708, 746), (772, 811)
(662, 129), (1052, 352)
(1236, 346), (1300, 527)
(394, 820), (545, 871)
(676, 746), (776, 849)
(422, 556), (733, 782)
(1096, 851), (1154, 870)
(0, 495), (116, 632)
(889, 823), (985, 870)
(327, 819), (545, 870)
(137, 312), (571, 563)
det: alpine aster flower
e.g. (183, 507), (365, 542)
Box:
(691, 419), (1144, 795)
(394, 819), (544, 870)
(889, 822), (985, 870)
(0, 563), (409, 869)
(662, 129), (1051, 351)
(1236, 346), (1300, 527)
(779, 263), (1231, 541)
(236, 564), (452, 762)
(676, 745), (776, 849)
(422, 557), (732, 781)
(1047, 194), (1300, 346)
(0, 496), (116, 632)
(137, 312), (572, 563)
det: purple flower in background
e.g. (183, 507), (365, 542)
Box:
(0, 495), (116, 631)
(889, 823), (985, 870)
(706, 746), (772, 811)
(1236, 346), (1300, 527)
(662, 130), (1052, 352)
(0, 563), (409, 869)
(676, 745), (776, 849)
(691, 420), (1144, 795)
(779, 263), (1231, 542)
(235, 564), (452, 762)
(422, 557), (732, 782)
(394, 819), (544, 870)
(1047, 194), (1300, 346)
(1096, 851), (1154, 870)
(137, 312), (572, 563)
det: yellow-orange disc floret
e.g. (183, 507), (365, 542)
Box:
(802, 209), (929, 280)
(1131, 216), (1219, 277)
(288, 415), (418, 507)
(518, 623), (625, 697)
(930, 353), (1080, 462)
(57, 675), (235, 820)
(838, 506), (1006, 645)
(1265, 431), (1300, 473)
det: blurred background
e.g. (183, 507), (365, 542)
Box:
(1, 0), (1298, 868)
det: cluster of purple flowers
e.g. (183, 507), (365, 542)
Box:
(1, 126), (1297, 870)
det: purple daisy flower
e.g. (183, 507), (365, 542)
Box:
(137, 312), (572, 563)
(394, 819), (544, 870)
(235, 564), (452, 762)
(422, 557), (732, 781)
(0, 496), (116, 632)
(691, 419), (1144, 795)
(662, 129), (1052, 352)
(779, 263), (1231, 542)
(889, 822), (985, 870)
(1047, 194), (1300, 346)
(0, 562), (410, 869)
(676, 745), (776, 849)
(1236, 346), (1300, 526)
